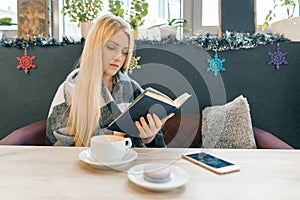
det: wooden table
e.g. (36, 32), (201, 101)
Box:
(0, 146), (299, 199)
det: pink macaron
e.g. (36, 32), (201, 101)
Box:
(143, 163), (171, 183)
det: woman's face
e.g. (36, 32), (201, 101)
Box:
(102, 31), (129, 78)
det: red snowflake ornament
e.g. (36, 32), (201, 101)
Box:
(16, 49), (37, 73)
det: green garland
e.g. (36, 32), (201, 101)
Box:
(0, 36), (82, 49)
(135, 31), (289, 51)
(1, 31), (289, 51)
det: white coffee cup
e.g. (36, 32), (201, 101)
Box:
(90, 135), (132, 163)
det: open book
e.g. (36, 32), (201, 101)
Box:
(107, 87), (191, 137)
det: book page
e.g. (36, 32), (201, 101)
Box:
(145, 87), (173, 101)
(145, 91), (175, 106)
(145, 87), (191, 108)
(173, 93), (192, 107)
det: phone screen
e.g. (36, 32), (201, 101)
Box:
(186, 152), (234, 168)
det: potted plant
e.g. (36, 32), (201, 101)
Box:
(149, 18), (190, 38)
(108, 0), (148, 38)
(108, 0), (125, 18)
(262, 0), (300, 41)
(128, 0), (149, 31)
(148, 0), (190, 38)
(61, 0), (103, 38)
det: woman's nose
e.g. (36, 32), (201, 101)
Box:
(114, 52), (123, 61)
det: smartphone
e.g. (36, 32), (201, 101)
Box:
(182, 152), (240, 174)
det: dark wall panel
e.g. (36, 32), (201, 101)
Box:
(0, 45), (82, 135)
(221, 0), (255, 33)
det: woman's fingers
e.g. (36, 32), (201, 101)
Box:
(135, 120), (145, 135)
(152, 113), (162, 129)
(135, 116), (151, 138)
(135, 113), (175, 144)
(162, 113), (175, 124)
(146, 114), (156, 129)
(135, 115), (157, 137)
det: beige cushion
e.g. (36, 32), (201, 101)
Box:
(201, 95), (257, 149)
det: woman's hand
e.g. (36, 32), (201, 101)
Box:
(135, 113), (174, 144)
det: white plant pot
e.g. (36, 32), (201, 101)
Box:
(160, 26), (178, 38)
(136, 27), (161, 41)
(271, 16), (300, 41)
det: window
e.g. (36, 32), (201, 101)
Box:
(0, 0), (18, 38)
(183, 0), (219, 35)
(256, 0), (299, 31)
(58, 0), (183, 39)
(3, 1), (293, 39)
(202, 0), (219, 26)
(145, 0), (182, 27)
(1, 0), (219, 38)
(0, 1), (17, 26)
(59, 0), (220, 38)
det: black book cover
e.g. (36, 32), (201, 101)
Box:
(107, 88), (191, 137)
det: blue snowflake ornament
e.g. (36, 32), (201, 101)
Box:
(207, 52), (226, 77)
(268, 46), (288, 70)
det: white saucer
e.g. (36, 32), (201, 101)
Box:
(127, 163), (189, 192)
(79, 149), (138, 168)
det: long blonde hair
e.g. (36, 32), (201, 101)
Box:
(68, 14), (134, 146)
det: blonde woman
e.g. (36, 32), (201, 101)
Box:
(46, 14), (170, 147)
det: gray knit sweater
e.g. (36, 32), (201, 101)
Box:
(46, 68), (166, 147)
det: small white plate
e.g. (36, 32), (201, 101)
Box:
(127, 163), (189, 192)
(79, 149), (138, 168)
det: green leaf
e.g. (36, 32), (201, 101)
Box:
(0, 17), (17, 26)
(261, 22), (269, 31)
(0, 17), (12, 23)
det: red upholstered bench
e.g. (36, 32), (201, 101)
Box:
(0, 120), (47, 146)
